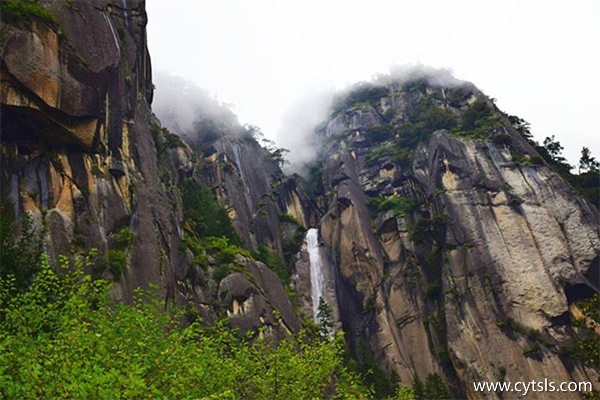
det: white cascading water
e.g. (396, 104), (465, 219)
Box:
(306, 228), (325, 321)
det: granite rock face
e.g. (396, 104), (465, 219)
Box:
(1, 1), (187, 301)
(307, 78), (599, 398)
(0, 1), (303, 334)
(2, 4), (598, 397)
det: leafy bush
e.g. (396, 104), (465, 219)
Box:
(366, 195), (420, 218)
(362, 126), (393, 143)
(413, 373), (451, 399)
(408, 214), (449, 244)
(569, 294), (600, 367)
(114, 226), (135, 249)
(332, 83), (389, 113)
(457, 100), (503, 139)
(0, 254), (374, 399)
(181, 179), (241, 245)
(101, 249), (127, 278)
(0, 0), (59, 27)
(396, 97), (458, 148)
(252, 243), (289, 286)
(365, 144), (411, 169)
(282, 227), (306, 265)
(0, 196), (43, 293)
(460, 100), (492, 132)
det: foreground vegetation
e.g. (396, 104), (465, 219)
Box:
(0, 252), (417, 399)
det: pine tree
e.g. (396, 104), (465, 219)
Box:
(578, 146), (599, 173)
(317, 297), (334, 338)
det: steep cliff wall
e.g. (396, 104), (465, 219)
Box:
(305, 74), (599, 397)
(0, 1), (189, 301)
(0, 1), (303, 337)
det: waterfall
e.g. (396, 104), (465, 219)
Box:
(102, 12), (120, 53)
(232, 144), (247, 185)
(307, 228), (325, 321)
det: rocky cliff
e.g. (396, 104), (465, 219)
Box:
(2, 3), (598, 399)
(0, 1), (300, 336)
(0, 0), (183, 301)
(302, 73), (600, 397)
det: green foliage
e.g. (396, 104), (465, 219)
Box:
(511, 152), (532, 166)
(456, 100), (504, 139)
(204, 236), (250, 282)
(333, 83), (390, 113)
(114, 226), (135, 249)
(0, 196), (43, 293)
(279, 213), (300, 225)
(543, 135), (566, 162)
(366, 195), (420, 218)
(579, 146), (599, 174)
(0, 0), (59, 27)
(266, 146), (290, 169)
(408, 213), (449, 245)
(281, 226), (306, 268)
(507, 114), (532, 140)
(0, 255), (374, 399)
(390, 386), (416, 400)
(567, 294), (600, 368)
(396, 97), (458, 148)
(365, 144), (412, 169)
(97, 249), (127, 279)
(180, 179), (250, 283)
(317, 297), (334, 338)
(412, 373), (451, 399)
(252, 243), (289, 286)
(150, 122), (185, 155)
(181, 179), (241, 245)
(460, 100), (492, 132)
(304, 161), (325, 198)
(357, 341), (398, 398)
(362, 125), (393, 143)
(413, 373), (451, 399)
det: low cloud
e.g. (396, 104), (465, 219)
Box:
(276, 64), (470, 175)
(276, 89), (335, 175)
(152, 70), (239, 139)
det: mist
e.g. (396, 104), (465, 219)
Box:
(275, 89), (335, 175)
(152, 70), (240, 139)
(275, 65), (472, 175)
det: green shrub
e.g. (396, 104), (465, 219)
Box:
(252, 243), (289, 286)
(279, 213), (299, 225)
(460, 100), (492, 132)
(0, 254), (374, 399)
(332, 83), (389, 113)
(0, 0), (59, 27)
(0, 196), (43, 293)
(114, 226), (135, 249)
(365, 144), (411, 169)
(181, 179), (241, 246)
(367, 195), (420, 218)
(103, 249), (127, 278)
(457, 100), (503, 139)
(362, 126), (393, 143)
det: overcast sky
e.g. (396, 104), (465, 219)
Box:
(146, 0), (599, 166)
